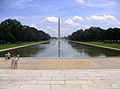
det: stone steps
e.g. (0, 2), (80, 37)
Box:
(0, 69), (120, 89)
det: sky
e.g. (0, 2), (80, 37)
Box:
(0, 0), (120, 37)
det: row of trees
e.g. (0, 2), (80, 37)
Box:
(68, 27), (120, 43)
(0, 19), (51, 43)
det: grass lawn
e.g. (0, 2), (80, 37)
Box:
(84, 42), (120, 49)
(0, 41), (49, 50)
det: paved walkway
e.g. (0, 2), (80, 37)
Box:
(0, 69), (120, 89)
(1, 57), (120, 69)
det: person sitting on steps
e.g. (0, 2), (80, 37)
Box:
(5, 52), (11, 60)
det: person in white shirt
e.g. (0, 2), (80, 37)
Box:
(7, 52), (11, 59)
(11, 55), (19, 69)
(5, 52), (11, 60)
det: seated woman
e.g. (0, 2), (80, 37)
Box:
(5, 52), (11, 60)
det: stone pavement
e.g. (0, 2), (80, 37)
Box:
(1, 57), (120, 69)
(0, 69), (120, 89)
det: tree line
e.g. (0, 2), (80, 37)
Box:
(68, 27), (120, 43)
(0, 19), (51, 43)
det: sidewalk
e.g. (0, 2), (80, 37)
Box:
(1, 57), (120, 69)
(0, 69), (120, 89)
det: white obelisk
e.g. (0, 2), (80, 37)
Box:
(58, 18), (60, 39)
(58, 18), (60, 57)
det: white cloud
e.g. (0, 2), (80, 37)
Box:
(76, 0), (85, 4)
(64, 19), (80, 26)
(86, 15), (120, 28)
(72, 16), (84, 21)
(30, 24), (39, 30)
(44, 17), (58, 23)
(75, 0), (117, 7)
(86, 15), (118, 22)
(43, 26), (51, 30)
(40, 26), (58, 37)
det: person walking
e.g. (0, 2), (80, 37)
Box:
(11, 55), (19, 69)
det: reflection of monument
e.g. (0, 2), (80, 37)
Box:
(58, 18), (61, 57)
(58, 40), (60, 57)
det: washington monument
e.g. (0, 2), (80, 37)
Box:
(58, 18), (61, 57)
(58, 18), (60, 39)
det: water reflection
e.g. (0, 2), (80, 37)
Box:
(0, 40), (120, 57)
(0, 41), (50, 57)
(69, 41), (120, 57)
(58, 40), (61, 57)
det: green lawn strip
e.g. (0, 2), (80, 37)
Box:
(0, 41), (49, 50)
(69, 40), (120, 49)
(83, 42), (120, 49)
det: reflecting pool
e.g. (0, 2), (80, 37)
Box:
(0, 40), (120, 58)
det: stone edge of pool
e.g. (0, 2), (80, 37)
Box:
(69, 40), (120, 52)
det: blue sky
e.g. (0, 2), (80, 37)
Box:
(0, 0), (120, 37)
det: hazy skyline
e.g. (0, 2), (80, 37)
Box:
(0, 0), (120, 37)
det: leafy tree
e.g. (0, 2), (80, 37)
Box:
(0, 19), (51, 43)
(68, 27), (120, 43)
